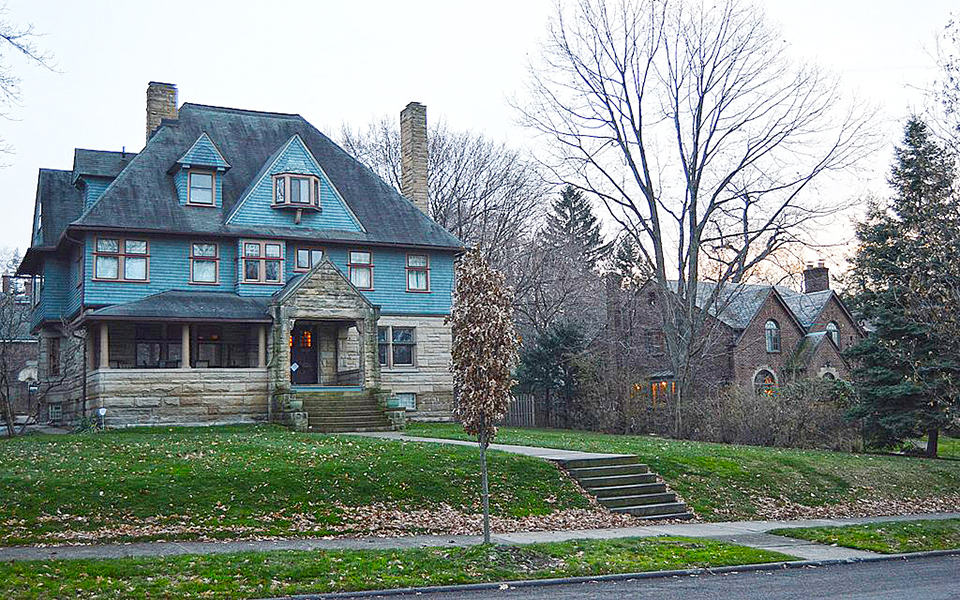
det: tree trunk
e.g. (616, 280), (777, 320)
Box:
(926, 428), (939, 458)
(479, 431), (491, 544)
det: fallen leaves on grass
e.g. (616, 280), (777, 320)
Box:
(710, 492), (960, 521)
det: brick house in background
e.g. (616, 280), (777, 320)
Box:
(0, 275), (39, 422)
(16, 82), (462, 429)
(608, 261), (864, 399)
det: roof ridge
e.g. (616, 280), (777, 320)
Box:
(181, 102), (303, 120)
(73, 148), (137, 155)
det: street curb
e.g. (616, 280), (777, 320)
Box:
(256, 549), (960, 600)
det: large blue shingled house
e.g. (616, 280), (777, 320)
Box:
(17, 82), (461, 430)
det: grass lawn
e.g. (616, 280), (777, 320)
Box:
(937, 436), (960, 459)
(770, 518), (960, 554)
(0, 537), (795, 599)
(0, 425), (594, 546)
(407, 423), (960, 522)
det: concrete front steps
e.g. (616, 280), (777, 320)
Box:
(297, 391), (394, 433)
(555, 455), (694, 520)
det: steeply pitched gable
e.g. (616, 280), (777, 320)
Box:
(226, 134), (363, 232)
(175, 132), (230, 171)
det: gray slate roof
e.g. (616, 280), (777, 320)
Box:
(72, 149), (137, 182)
(673, 281), (830, 331)
(788, 331), (829, 370)
(86, 290), (271, 323)
(36, 169), (83, 248)
(781, 290), (833, 327)
(71, 103), (464, 250)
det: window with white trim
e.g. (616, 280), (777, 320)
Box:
(406, 254), (429, 292)
(826, 321), (839, 347)
(187, 171), (215, 205)
(349, 250), (373, 290)
(294, 247), (324, 272)
(378, 326), (415, 367)
(242, 240), (283, 284)
(94, 237), (149, 282)
(48, 403), (62, 422)
(190, 242), (219, 284)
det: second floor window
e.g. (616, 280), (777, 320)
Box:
(294, 247), (324, 272)
(95, 237), (148, 282)
(188, 171), (214, 205)
(406, 254), (429, 292)
(826, 321), (839, 347)
(242, 240), (283, 284)
(765, 320), (780, 353)
(348, 250), (373, 290)
(190, 243), (219, 284)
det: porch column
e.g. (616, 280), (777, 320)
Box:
(356, 319), (365, 387)
(98, 322), (109, 369)
(85, 329), (95, 371)
(181, 324), (191, 369)
(258, 325), (267, 368)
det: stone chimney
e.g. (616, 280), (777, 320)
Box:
(400, 102), (429, 215)
(146, 82), (179, 142)
(803, 260), (830, 293)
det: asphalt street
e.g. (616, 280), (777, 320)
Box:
(340, 555), (960, 600)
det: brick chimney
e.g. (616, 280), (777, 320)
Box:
(146, 82), (178, 142)
(400, 102), (429, 215)
(803, 260), (830, 293)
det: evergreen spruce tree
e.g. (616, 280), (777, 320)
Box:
(848, 117), (960, 457)
(543, 186), (610, 267)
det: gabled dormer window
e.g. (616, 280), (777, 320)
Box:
(272, 174), (321, 210)
(187, 171), (215, 206)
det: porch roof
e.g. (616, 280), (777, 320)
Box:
(83, 291), (272, 324)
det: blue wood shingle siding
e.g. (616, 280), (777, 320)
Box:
(84, 236), (238, 306)
(81, 177), (112, 212)
(73, 233), (453, 315)
(227, 136), (363, 232)
(32, 257), (69, 328)
(177, 133), (230, 170)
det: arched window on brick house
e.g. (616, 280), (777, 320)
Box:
(754, 369), (777, 395)
(764, 320), (780, 353)
(826, 321), (839, 347)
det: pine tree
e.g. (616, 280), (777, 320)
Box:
(543, 186), (610, 268)
(848, 117), (960, 457)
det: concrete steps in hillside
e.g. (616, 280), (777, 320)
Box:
(555, 455), (694, 521)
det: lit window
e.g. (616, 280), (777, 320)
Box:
(349, 250), (373, 290)
(378, 326), (416, 367)
(242, 240), (284, 284)
(754, 369), (777, 395)
(295, 248), (324, 272)
(649, 380), (675, 408)
(190, 243), (219, 284)
(94, 237), (149, 282)
(406, 254), (429, 292)
(764, 320), (780, 353)
(188, 171), (214, 205)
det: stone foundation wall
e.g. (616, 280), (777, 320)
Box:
(88, 368), (269, 427)
(379, 315), (454, 421)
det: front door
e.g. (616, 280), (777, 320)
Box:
(291, 322), (319, 385)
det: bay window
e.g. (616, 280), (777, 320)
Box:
(272, 173), (320, 208)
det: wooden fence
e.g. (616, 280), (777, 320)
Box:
(501, 393), (536, 427)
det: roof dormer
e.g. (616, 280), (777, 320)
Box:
(171, 132), (230, 208)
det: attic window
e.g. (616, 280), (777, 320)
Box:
(272, 174), (320, 210)
(188, 171), (215, 206)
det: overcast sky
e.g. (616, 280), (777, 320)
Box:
(0, 0), (954, 256)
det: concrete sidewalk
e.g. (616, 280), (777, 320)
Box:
(1, 512), (957, 563)
(352, 431), (632, 462)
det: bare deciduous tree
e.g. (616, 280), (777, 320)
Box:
(518, 0), (877, 436)
(339, 117), (550, 273)
(448, 251), (519, 544)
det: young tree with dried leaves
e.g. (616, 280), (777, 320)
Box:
(448, 251), (519, 544)
(518, 0), (876, 436)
